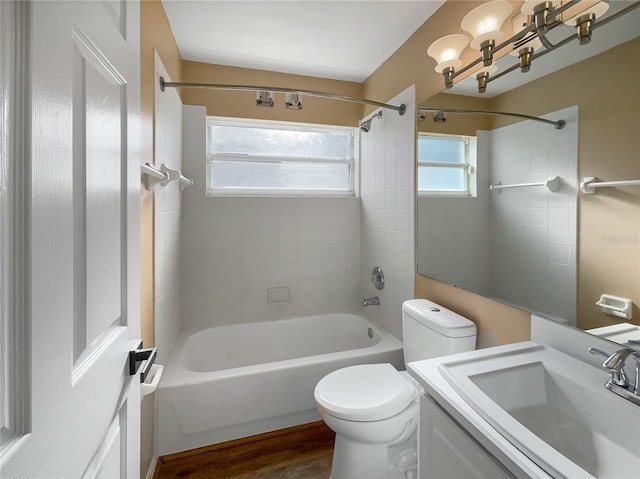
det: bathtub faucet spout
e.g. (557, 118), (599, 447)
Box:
(362, 296), (380, 307)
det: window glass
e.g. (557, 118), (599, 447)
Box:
(210, 160), (351, 191)
(417, 133), (476, 196)
(417, 166), (466, 191)
(417, 136), (466, 164)
(208, 124), (351, 159)
(207, 119), (355, 196)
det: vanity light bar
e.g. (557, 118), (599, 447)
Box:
(429, 0), (640, 93)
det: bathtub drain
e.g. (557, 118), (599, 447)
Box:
(367, 327), (374, 339)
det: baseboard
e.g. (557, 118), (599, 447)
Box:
(145, 455), (159, 479)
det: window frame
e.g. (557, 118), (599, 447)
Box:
(417, 132), (477, 198)
(206, 117), (358, 197)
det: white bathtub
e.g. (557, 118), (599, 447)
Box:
(157, 313), (404, 455)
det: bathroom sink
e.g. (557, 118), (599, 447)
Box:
(438, 342), (640, 479)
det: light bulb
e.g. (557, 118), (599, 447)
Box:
(461, 0), (514, 49)
(427, 34), (470, 73)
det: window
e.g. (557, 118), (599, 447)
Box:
(206, 118), (356, 196)
(417, 133), (476, 196)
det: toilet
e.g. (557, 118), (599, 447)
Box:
(314, 299), (477, 479)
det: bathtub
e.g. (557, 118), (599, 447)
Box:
(157, 313), (404, 455)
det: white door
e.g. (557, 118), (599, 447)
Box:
(1, 0), (142, 477)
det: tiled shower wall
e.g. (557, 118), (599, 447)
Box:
(180, 106), (361, 329)
(489, 105), (578, 324)
(153, 55), (183, 365)
(359, 86), (416, 339)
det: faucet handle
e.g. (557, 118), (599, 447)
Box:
(631, 351), (640, 395)
(588, 347), (609, 359)
(589, 347), (631, 387)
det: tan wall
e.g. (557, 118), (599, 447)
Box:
(489, 37), (640, 330)
(419, 93), (493, 136)
(181, 61), (364, 126)
(415, 275), (531, 348)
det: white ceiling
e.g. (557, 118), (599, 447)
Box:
(161, 0), (446, 82)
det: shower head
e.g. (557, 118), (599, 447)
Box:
(360, 119), (372, 133)
(359, 111), (383, 133)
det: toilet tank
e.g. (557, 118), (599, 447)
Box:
(402, 299), (477, 364)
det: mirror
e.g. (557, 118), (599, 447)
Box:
(416, 1), (640, 346)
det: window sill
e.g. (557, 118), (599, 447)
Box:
(418, 191), (473, 198)
(207, 188), (357, 198)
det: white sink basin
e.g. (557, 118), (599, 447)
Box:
(439, 342), (640, 479)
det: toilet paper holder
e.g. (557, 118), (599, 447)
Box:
(596, 294), (633, 320)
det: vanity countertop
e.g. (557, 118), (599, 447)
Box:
(408, 342), (551, 479)
(408, 340), (640, 479)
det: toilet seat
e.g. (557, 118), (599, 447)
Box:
(314, 363), (416, 422)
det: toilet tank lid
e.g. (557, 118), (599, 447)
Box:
(403, 299), (477, 338)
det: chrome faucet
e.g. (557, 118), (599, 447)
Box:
(362, 296), (380, 307)
(589, 346), (640, 405)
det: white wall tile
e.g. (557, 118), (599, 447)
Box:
(359, 86), (416, 340)
(153, 54), (183, 364)
(489, 105), (578, 325)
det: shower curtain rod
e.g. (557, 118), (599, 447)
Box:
(418, 108), (565, 129)
(159, 77), (407, 115)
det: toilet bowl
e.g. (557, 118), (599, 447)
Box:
(314, 299), (477, 479)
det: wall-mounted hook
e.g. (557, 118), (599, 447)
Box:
(160, 163), (180, 186)
(141, 163), (167, 190)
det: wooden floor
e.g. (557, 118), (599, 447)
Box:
(153, 422), (335, 479)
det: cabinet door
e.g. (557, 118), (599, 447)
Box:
(420, 395), (515, 479)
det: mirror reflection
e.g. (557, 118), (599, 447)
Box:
(416, 1), (640, 346)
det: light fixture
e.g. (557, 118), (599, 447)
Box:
(426, 33), (469, 81)
(461, 0), (513, 66)
(517, 47), (535, 72)
(426, 33), (470, 89)
(475, 65), (498, 93)
(530, 2), (551, 35)
(563, 1), (609, 45)
(426, 0), (638, 94)
(563, 0), (609, 25)
(520, 0), (561, 15)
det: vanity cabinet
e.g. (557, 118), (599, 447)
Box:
(420, 394), (516, 479)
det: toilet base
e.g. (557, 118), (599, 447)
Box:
(329, 420), (418, 479)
